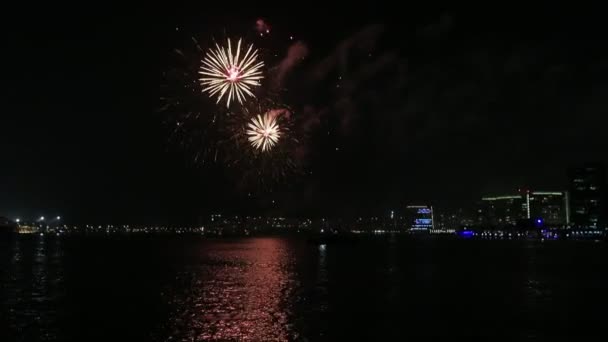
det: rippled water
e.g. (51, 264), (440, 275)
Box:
(1, 235), (607, 341)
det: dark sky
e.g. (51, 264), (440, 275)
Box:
(2, 4), (607, 223)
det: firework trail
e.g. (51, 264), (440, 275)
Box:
(199, 38), (264, 107)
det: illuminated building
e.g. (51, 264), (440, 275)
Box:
(479, 195), (527, 226)
(431, 209), (459, 234)
(527, 191), (569, 226)
(479, 190), (569, 227)
(435, 208), (473, 231)
(568, 163), (606, 229)
(405, 205), (434, 232)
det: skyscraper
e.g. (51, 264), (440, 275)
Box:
(479, 195), (527, 226)
(527, 191), (569, 226)
(568, 163), (606, 229)
(405, 205), (434, 232)
(478, 190), (568, 227)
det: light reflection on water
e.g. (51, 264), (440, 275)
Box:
(162, 238), (297, 341)
(1, 236), (65, 342)
(2, 236), (608, 341)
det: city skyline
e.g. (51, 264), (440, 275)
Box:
(1, 162), (605, 226)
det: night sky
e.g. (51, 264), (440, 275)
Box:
(2, 4), (607, 224)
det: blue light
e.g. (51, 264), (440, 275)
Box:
(459, 230), (474, 238)
(536, 219), (542, 224)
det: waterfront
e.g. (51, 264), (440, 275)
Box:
(1, 235), (607, 341)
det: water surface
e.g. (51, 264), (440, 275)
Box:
(1, 235), (607, 341)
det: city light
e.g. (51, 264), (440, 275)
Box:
(459, 230), (474, 238)
(56, 216), (61, 220)
(39, 216), (45, 221)
(15, 218), (20, 223)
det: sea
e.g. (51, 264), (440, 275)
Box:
(1, 235), (607, 341)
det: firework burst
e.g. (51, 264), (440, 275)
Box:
(163, 24), (308, 191)
(199, 38), (264, 107)
(247, 113), (281, 152)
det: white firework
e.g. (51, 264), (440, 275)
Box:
(198, 38), (264, 107)
(247, 113), (281, 152)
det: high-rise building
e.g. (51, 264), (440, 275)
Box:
(479, 190), (569, 227)
(479, 195), (527, 226)
(568, 163), (606, 229)
(405, 205), (434, 232)
(528, 191), (569, 226)
(436, 209), (463, 230)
